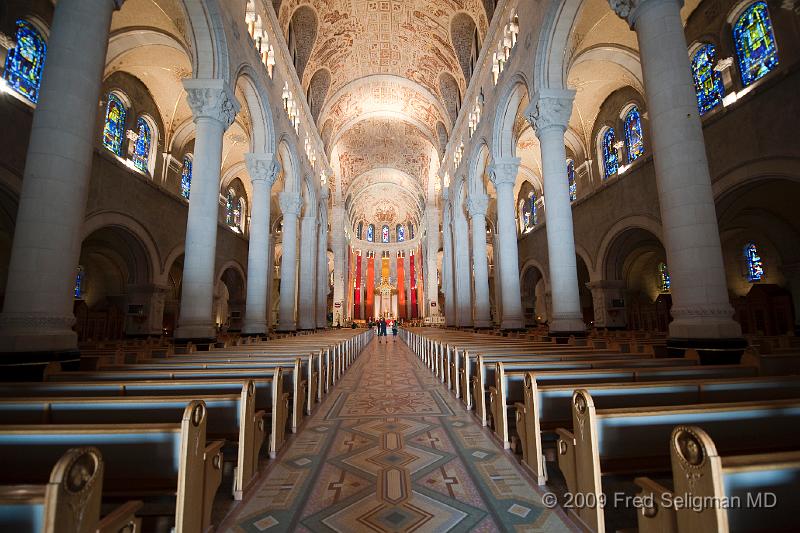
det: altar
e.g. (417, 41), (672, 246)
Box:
(373, 276), (398, 319)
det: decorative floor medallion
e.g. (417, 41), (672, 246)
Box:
(221, 338), (576, 532)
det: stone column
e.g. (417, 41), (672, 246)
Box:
(403, 252), (411, 319)
(528, 90), (586, 335)
(468, 193), (492, 327)
(425, 205), (441, 318)
(316, 188), (330, 328)
(493, 232), (503, 325)
(298, 208), (318, 330)
(174, 80), (239, 342)
(242, 154), (280, 335)
(488, 159), (525, 329)
(277, 192), (300, 331)
(587, 280), (628, 329)
(610, 0), (742, 356)
(452, 206), (473, 328)
(0, 0), (125, 360)
(331, 205), (347, 326)
(441, 194), (456, 326)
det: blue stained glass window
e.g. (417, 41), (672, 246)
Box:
(132, 117), (152, 173)
(601, 128), (618, 179)
(3, 20), (46, 103)
(103, 93), (127, 155)
(567, 160), (576, 202)
(530, 194), (538, 226)
(734, 2), (778, 87)
(624, 107), (645, 163)
(658, 262), (671, 293)
(691, 44), (725, 115)
(226, 189), (236, 226)
(381, 225), (390, 243)
(397, 224), (405, 242)
(744, 242), (764, 282)
(180, 156), (192, 199)
(367, 224), (374, 242)
(74, 266), (85, 299)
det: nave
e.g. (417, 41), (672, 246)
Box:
(220, 337), (573, 532)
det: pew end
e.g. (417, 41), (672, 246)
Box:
(521, 372), (547, 485)
(203, 440), (225, 528)
(634, 477), (677, 533)
(556, 427), (577, 497)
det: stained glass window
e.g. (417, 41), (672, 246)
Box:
(132, 117), (152, 173)
(624, 107), (645, 163)
(601, 128), (618, 179)
(381, 225), (390, 243)
(691, 44), (725, 115)
(658, 262), (671, 293)
(367, 224), (374, 242)
(744, 242), (764, 282)
(522, 193), (537, 230)
(226, 189), (236, 226)
(2, 20), (46, 103)
(397, 224), (405, 242)
(236, 198), (244, 229)
(103, 93), (127, 155)
(733, 2), (779, 87)
(180, 156), (192, 199)
(530, 194), (538, 226)
(74, 266), (84, 299)
(567, 160), (576, 202)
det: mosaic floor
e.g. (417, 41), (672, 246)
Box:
(220, 337), (576, 532)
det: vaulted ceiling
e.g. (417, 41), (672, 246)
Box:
(277, 0), (489, 233)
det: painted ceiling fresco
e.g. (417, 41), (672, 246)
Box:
(278, 0), (488, 232)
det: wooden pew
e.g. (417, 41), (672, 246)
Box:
(0, 379), (273, 500)
(0, 402), (220, 533)
(0, 447), (142, 533)
(558, 393), (800, 532)
(0, 375), (289, 459)
(513, 371), (796, 485)
(44, 360), (306, 433)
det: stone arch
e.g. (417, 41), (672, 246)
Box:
(277, 136), (301, 192)
(469, 142), (490, 196)
(288, 5), (318, 81)
(234, 67), (276, 155)
(533, 0), (585, 92)
(492, 76), (529, 160)
(439, 72), (461, 125)
(435, 122), (449, 156)
(307, 68), (331, 124)
(81, 211), (161, 284)
(520, 260), (548, 325)
(184, 0), (231, 80)
(596, 216), (665, 281)
(215, 260), (247, 331)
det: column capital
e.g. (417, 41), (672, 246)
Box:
(279, 191), (301, 216)
(526, 89), (575, 135)
(467, 193), (489, 217)
(488, 158), (521, 188)
(183, 79), (240, 127)
(245, 153), (280, 186)
(608, 0), (683, 28)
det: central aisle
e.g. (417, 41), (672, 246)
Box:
(222, 337), (575, 532)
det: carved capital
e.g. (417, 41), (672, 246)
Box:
(608, 0), (683, 28)
(488, 158), (521, 188)
(526, 89), (575, 135)
(279, 191), (301, 216)
(183, 79), (239, 127)
(245, 153), (280, 186)
(467, 193), (489, 217)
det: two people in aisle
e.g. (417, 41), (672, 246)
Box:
(375, 317), (398, 342)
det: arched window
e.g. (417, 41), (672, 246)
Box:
(3, 20), (47, 103)
(356, 221), (363, 240)
(381, 225), (390, 243)
(132, 117), (153, 174)
(521, 192), (536, 231)
(733, 2), (778, 87)
(397, 224), (405, 242)
(102, 93), (127, 156)
(744, 242), (765, 282)
(567, 160), (577, 202)
(530, 193), (538, 227)
(237, 198), (246, 230)
(367, 224), (375, 242)
(409, 222), (415, 240)
(74, 266), (85, 299)
(180, 156), (193, 199)
(691, 44), (725, 115)
(226, 188), (243, 232)
(658, 262), (671, 293)
(624, 106), (645, 163)
(601, 128), (618, 179)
